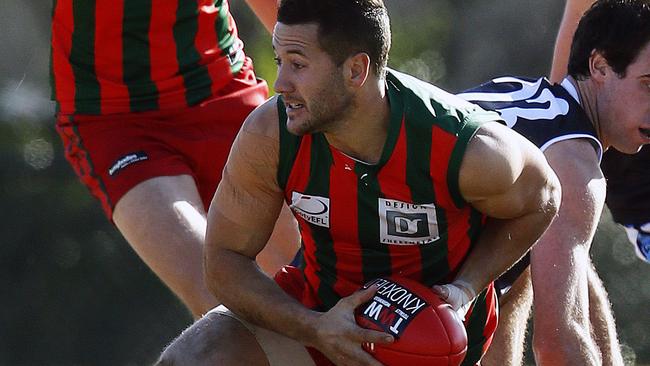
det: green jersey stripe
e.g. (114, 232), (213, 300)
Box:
(462, 289), (490, 366)
(376, 78), (405, 167)
(174, 1), (212, 106)
(276, 97), (302, 190)
(70, 0), (101, 114)
(307, 134), (339, 309)
(215, 0), (236, 55)
(122, 0), (158, 112)
(404, 119), (451, 286)
(356, 163), (392, 283)
(448, 116), (484, 208)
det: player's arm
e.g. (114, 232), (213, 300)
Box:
(437, 122), (561, 309)
(204, 99), (310, 337)
(204, 99), (391, 366)
(550, 0), (595, 82)
(529, 139), (606, 364)
(243, 0), (278, 34)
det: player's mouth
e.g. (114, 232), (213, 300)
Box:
(284, 99), (305, 111)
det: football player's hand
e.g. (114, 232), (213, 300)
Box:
(432, 280), (476, 320)
(311, 284), (394, 366)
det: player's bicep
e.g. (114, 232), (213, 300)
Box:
(459, 122), (561, 219)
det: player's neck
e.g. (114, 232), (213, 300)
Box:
(324, 78), (390, 165)
(572, 76), (609, 149)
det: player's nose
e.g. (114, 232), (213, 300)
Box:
(274, 67), (294, 95)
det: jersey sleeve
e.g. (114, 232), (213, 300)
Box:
(447, 107), (503, 208)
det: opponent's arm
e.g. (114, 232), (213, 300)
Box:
(244, 0), (278, 34)
(530, 140), (607, 365)
(550, 0), (595, 82)
(204, 100), (391, 366)
(437, 122), (561, 308)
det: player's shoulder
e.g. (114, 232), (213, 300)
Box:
(240, 95), (282, 141)
(386, 69), (502, 129)
(461, 76), (553, 95)
(462, 121), (545, 197)
(387, 68), (479, 111)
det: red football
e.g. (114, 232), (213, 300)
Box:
(355, 277), (468, 366)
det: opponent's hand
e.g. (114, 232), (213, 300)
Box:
(432, 280), (476, 320)
(312, 284), (394, 366)
(626, 223), (650, 263)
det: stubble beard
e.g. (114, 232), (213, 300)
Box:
(292, 83), (354, 136)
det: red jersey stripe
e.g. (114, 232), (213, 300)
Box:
(196, 1), (238, 97)
(430, 125), (472, 270)
(94, 0), (130, 114)
(377, 119), (425, 283)
(429, 125), (455, 208)
(328, 149), (363, 296)
(51, 1), (76, 113)
(51, 0), (246, 114)
(149, 0), (184, 109)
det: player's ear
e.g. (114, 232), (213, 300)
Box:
(344, 52), (371, 89)
(588, 50), (611, 83)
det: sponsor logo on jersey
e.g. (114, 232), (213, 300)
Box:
(378, 198), (439, 245)
(290, 192), (330, 228)
(108, 151), (148, 176)
(358, 278), (428, 338)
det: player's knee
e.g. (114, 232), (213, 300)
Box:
(154, 334), (205, 366)
(154, 313), (225, 366)
(154, 349), (176, 366)
(156, 340), (188, 366)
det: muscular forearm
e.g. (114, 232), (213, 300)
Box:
(454, 208), (556, 294)
(529, 211), (603, 365)
(206, 247), (321, 346)
(529, 142), (607, 365)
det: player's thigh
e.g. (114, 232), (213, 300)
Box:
(113, 174), (206, 265)
(113, 175), (213, 311)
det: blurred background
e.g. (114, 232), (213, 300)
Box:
(1, 0), (648, 365)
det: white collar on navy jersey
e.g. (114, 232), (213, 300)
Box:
(560, 77), (581, 105)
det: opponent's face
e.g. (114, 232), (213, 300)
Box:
(599, 42), (650, 154)
(272, 22), (354, 136)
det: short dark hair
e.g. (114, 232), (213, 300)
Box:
(277, 0), (391, 77)
(568, 0), (650, 79)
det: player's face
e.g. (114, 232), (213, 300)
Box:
(272, 22), (354, 136)
(600, 42), (650, 154)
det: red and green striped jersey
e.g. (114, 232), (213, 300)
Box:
(51, 0), (246, 115)
(278, 70), (501, 363)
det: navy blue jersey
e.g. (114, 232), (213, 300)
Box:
(458, 76), (602, 161)
(458, 76), (603, 296)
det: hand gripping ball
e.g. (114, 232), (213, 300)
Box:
(355, 277), (468, 366)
